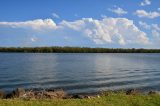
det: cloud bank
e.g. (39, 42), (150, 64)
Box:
(0, 17), (151, 47)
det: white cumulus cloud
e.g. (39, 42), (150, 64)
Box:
(60, 17), (149, 45)
(152, 30), (160, 38)
(0, 19), (57, 31)
(52, 13), (60, 19)
(30, 36), (38, 42)
(139, 21), (160, 39)
(135, 10), (160, 19)
(140, 0), (151, 6)
(108, 7), (127, 15)
(139, 21), (151, 29)
(0, 17), (150, 46)
(152, 24), (160, 31)
(139, 21), (160, 31)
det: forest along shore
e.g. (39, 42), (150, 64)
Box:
(0, 47), (160, 53)
(0, 88), (160, 99)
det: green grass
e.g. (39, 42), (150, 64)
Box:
(0, 93), (160, 106)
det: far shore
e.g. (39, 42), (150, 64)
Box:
(1, 46), (160, 53)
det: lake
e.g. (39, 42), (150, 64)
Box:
(0, 53), (160, 94)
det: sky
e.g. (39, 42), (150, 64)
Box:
(0, 0), (160, 48)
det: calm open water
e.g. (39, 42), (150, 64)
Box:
(0, 53), (160, 94)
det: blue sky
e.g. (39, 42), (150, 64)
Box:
(0, 0), (160, 48)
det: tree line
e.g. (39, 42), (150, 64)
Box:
(0, 47), (160, 53)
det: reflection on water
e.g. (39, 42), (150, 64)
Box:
(0, 53), (160, 94)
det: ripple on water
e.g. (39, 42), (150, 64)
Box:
(0, 53), (160, 93)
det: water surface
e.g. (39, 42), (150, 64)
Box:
(0, 53), (160, 94)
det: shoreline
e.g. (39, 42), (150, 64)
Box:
(1, 88), (160, 99)
(1, 88), (160, 106)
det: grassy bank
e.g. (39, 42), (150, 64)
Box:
(0, 93), (160, 106)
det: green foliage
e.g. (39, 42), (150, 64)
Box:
(0, 47), (160, 53)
